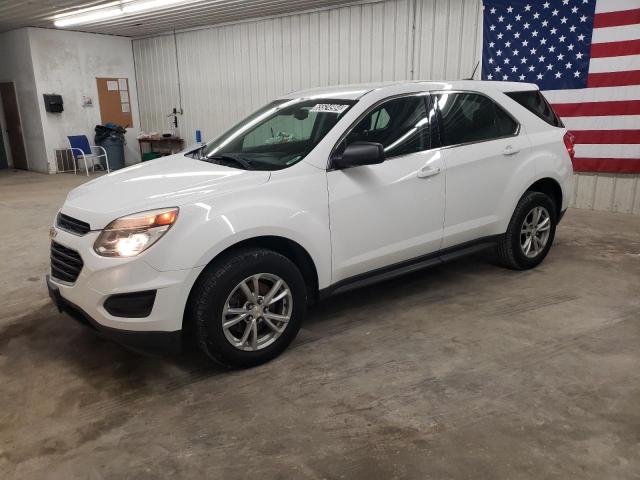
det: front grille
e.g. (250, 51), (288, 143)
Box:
(50, 241), (83, 283)
(56, 212), (90, 236)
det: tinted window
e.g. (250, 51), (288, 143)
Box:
(436, 93), (518, 147)
(198, 99), (355, 170)
(506, 90), (564, 128)
(343, 95), (431, 158)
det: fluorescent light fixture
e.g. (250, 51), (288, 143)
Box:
(53, 1), (122, 19)
(123, 0), (187, 14)
(53, 0), (189, 27)
(54, 8), (123, 27)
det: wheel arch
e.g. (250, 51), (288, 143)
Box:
(525, 177), (563, 216)
(219, 236), (320, 297)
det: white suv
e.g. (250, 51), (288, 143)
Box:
(47, 81), (574, 367)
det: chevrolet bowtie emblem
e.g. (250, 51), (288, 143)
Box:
(49, 227), (57, 240)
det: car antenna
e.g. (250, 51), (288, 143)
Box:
(464, 61), (480, 80)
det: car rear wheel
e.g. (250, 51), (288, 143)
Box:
(497, 191), (557, 270)
(189, 248), (307, 368)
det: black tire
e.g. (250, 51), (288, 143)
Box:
(189, 248), (307, 368)
(497, 191), (557, 270)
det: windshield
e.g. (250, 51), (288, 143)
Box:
(191, 98), (356, 170)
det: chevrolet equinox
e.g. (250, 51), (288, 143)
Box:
(47, 81), (574, 367)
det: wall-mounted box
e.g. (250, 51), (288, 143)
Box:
(43, 94), (63, 113)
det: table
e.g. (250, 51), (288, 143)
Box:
(138, 137), (185, 158)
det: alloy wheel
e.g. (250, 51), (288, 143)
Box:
(221, 273), (293, 351)
(520, 206), (551, 258)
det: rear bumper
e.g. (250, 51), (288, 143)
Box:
(47, 275), (182, 355)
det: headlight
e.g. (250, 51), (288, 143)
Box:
(94, 207), (179, 257)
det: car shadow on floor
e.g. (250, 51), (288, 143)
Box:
(2, 251), (504, 397)
(307, 250), (501, 321)
(1, 303), (227, 401)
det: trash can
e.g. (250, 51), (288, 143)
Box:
(95, 123), (127, 171)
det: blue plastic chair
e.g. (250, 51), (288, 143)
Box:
(67, 135), (110, 176)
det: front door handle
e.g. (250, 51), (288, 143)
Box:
(503, 145), (520, 156)
(417, 165), (441, 179)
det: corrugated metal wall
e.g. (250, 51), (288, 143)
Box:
(132, 0), (640, 214)
(134, 0), (417, 142)
(571, 174), (640, 215)
(132, 34), (180, 135)
(413, 0), (483, 80)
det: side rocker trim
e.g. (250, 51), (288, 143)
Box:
(318, 234), (502, 300)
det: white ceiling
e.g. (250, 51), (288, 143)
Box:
(0, 0), (352, 37)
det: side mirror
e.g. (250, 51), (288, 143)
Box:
(332, 141), (385, 169)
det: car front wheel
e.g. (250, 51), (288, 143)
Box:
(190, 248), (307, 368)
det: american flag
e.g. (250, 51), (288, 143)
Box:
(482, 0), (640, 173)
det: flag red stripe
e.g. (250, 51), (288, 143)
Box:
(588, 70), (640, 87)
(570, 130), (640, 144)
(593, 8), (640, 28)
(551, 100), (640, 117)
(573, 157), (640, 173)
(590, 39), (640, 58)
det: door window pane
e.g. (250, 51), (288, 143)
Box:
(436, 93), (518, 147)
(345, 95), (430, 158)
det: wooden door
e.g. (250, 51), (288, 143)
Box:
(0, 82), (28, 170)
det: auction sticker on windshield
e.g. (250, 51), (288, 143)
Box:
(310, 104), (350, 114)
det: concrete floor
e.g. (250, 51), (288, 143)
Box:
(1, 169), (639, 479)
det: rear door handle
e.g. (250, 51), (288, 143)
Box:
(417, 165), (441, 179)
(503, 145), (520, 156)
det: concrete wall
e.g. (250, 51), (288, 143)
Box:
(28, 28), (141, 171)
(131, 0), (639, 214)
(0, 28), (141, 173)
(0, 29), (48, 172)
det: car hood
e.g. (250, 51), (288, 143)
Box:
(61, 155), (270, 229)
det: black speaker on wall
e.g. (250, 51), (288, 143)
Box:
(43, 94), (63, 113)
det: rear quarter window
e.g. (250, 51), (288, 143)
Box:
(435, 92), (518, 147)
(506, 90), (564, 128)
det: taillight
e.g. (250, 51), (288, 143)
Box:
(563, 131), (575, 161)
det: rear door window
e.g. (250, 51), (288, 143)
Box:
(434, 92), (518, 147)
(505, 90), (564, 128)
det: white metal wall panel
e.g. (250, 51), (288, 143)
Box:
(570, 174), (640, 214)
(170, 0), (415, 141)
(413, 0), (483, 80)
(132, 35), (180, 135)
(131, 0), (485, 145)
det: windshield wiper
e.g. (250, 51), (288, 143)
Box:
(206, 154), (253, 170)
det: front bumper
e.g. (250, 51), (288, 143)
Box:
(47, 275), (182, 354)
(47, 225), (205, 354)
